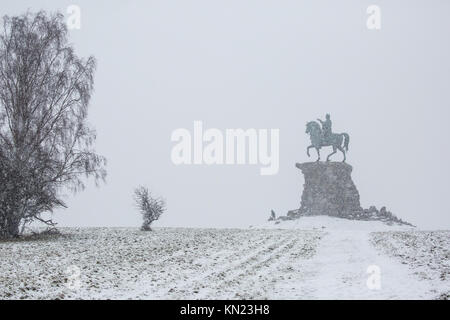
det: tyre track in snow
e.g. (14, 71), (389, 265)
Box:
(166, 233), (297, 299)
(207, 235), (300, 299)
(121, 231), (279, 299)
(234, 231), (323, 299)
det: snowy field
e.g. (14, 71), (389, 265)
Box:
(0, 217), (448, 300)
(371, 231), (450, 300)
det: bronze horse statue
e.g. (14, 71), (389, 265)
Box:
(305, 121), (350, 162)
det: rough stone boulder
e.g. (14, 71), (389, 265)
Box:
(276, 162), (412, 226)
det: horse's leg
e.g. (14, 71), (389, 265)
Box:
(316, 148), (320, 162)
(326, 146), (337, 162)
(337, 145), (346, 162)
(307, 145), (314, 157)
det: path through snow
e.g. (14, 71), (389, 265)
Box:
(265, 217), (436, 299)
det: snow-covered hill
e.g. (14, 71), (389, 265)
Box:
(0, 217), (448, 300)
(252, 215), (415, 231)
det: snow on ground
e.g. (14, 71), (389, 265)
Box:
(371, 230), (450, 300)
(253, 215), (414, 232)
(0, 217), (448, 299)
(0, 228), (323, 299)
(257, 216), (446, 299)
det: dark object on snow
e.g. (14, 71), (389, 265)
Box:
(134, 186), (166, 231)
(268, 210), (276, 221)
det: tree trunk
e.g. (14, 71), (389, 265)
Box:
(0, 214), (21, 239)
(140, 224), (152, 231)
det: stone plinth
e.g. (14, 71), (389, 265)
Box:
(277, 162), (413, 226)
(296, 162), (362, 218)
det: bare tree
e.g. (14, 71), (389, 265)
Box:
(0, 12), (106, 238)
(134, 186), (165, 231)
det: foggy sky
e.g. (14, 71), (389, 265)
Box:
(2, 0), (450, 229)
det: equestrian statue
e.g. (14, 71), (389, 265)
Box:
(305, 114), (350, 162)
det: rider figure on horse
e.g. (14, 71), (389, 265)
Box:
(317, 114), (332, 144)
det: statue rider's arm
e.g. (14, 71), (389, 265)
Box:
(317, 119), (324, 125)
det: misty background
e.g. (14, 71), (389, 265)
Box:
(2, 0), (449, 229)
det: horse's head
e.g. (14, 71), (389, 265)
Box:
(305, 121), (320, 135)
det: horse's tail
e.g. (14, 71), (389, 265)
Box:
(342, 133), (350, 151)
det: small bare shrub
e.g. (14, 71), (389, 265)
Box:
(133, 186), (165, 231)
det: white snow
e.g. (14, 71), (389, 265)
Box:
(0, 217), (448, 300)
(252, 215), (414, 232)
(254, 216), (446, 299)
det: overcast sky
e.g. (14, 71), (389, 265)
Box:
(2, 0), (450, 229)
